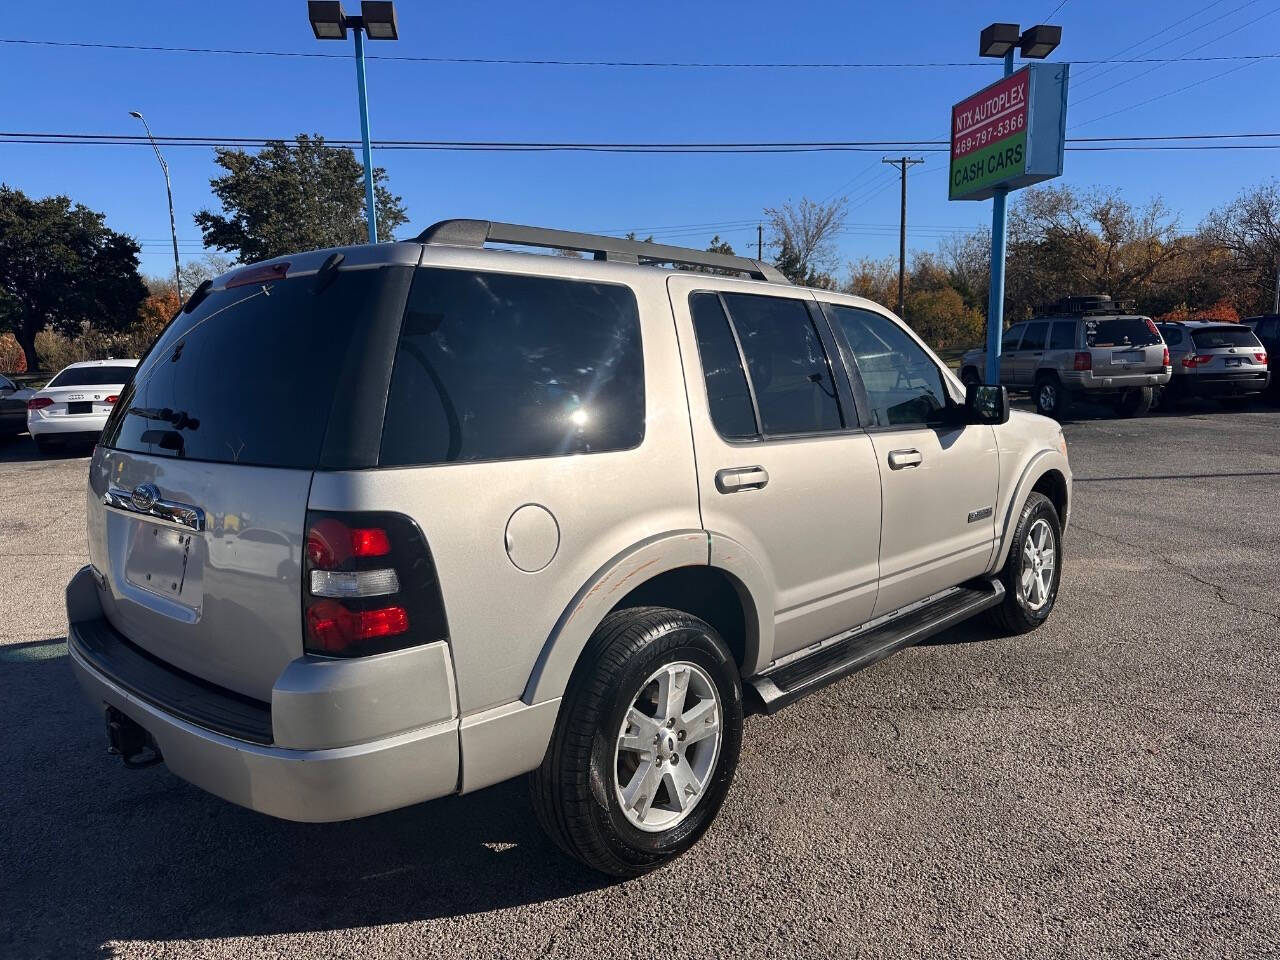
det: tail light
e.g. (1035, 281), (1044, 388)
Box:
(105, 395), (119, 404)
(302, 510), (448, 657)
(27, 397), (52, 411)
(1256, 352), (1268, 364)
(1162, 347), (1170, 366)
(1073, 352), (1092, 371)
(1182, 354), (1211, 368)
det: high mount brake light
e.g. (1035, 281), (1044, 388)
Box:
(226, 261), (291, 289)
(302, 510), (449, 658)
(27, 397), (52, 411)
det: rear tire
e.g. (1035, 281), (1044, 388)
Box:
(1114, 386), (1153, 418)
(530, 606), (743, 878)
(1034, 375), (1068, 419)
(987, 492), (1063, 636)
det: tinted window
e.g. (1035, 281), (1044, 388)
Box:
(689, 293), (757, 439)
(1049, 321), (1076, 351)
(380, 269), (644, 466)
(102, 269), (397, 468)
(826, 304), (947, 427)
(1158, 325), (1183, 347)
(719, 293), (842, 435)
(49, 365), (136, 388)
(1021, 321), (1049, 351)
(1191, 326), (1262, 350)
(1001, 325), (1024, 351)
(1258, 318), (1278, 339)
(1085, 316), (1160, 347)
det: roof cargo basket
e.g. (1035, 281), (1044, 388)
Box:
(1041, 294), (1138, 316)
(414, 218), (789, 284)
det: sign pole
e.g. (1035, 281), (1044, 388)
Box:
(984, 49), (1015, 384)
(353, 25), (378, 244)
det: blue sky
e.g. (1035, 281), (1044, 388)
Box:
(3, 0), (1278, 279)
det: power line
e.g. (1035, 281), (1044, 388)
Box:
(0, 36), (1276, 69)
(1070, 0), (1234, 82)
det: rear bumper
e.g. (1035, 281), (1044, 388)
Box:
(28, 412), (108, 437)
(66, 566), (462, 822)
(1061, 370), (1170, 393)
(1174, 372), (1269, 396)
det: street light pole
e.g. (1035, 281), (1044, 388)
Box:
(129, 111), (181, 299)
(352, 26), (378, 243)
(983, 48), (1015, 384)
(308, 2), (399, 245)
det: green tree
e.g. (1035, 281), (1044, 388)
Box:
(194, 134), (407, 262)
(0, 185), (147, 371)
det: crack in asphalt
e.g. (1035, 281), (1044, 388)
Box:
(1071, 521), (1280, 625)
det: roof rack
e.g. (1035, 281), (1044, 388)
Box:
(415, 218), (789, 284)
(1038, 294), (1139, 316)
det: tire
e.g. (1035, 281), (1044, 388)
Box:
(1114, 386), (1153, 417)
(960, 367), (981, 389)
(986, 492), (1063, 636)
(1034, 375), (1068, 419)
(529, 606), (744, 878)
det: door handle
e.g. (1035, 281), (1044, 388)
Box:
(887, 448), (923, 470)
(715, 466), (769, 493)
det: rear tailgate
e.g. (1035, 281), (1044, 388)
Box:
(85, 248), (416, 702)
(1190, 326), (1268, 374)
(1086, 315), (1166, 376)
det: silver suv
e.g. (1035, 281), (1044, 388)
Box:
(68, 220), (1071, 876)
(1157, 320), (1269, 405)
(961, 295), (1171, 419)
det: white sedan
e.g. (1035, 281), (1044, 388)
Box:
(27, 359), (139, 454)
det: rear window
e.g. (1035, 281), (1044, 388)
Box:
(379, 268), (644, 466)
(1191, 327), (1262, 350)
(48, 365), (136, 388)
(1084, 317), (1160, 348)
(101, 269), (397, 468)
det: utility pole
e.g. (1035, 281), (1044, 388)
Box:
(882, 156), (924, 317)
(757, 223), (763, 261)
(129, 112), (181, 299)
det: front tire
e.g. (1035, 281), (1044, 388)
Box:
(987, 492), (1063, 635)
(530, 606), (744, 877)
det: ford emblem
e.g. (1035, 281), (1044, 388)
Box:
(131, 483), (160, 512)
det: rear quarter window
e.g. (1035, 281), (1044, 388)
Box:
(379, 268), (645, 466)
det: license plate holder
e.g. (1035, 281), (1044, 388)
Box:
(1113, 350), (1143, 363)
(1225, 357), (1244, 367)
(67, 401), (93, 415)
(125, 524), (196, 599)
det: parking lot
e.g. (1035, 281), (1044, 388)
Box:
(2, 397), (1278, 960)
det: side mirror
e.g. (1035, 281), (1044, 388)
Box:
(965, 383), (1009, 425)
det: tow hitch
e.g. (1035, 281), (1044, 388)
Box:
(105, 706), (162, 769)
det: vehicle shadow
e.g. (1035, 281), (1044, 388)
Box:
(2, 646), (608, 956)
(0, 435), (92, 464)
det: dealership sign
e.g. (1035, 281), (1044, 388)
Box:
(949, 63), (1069, 202)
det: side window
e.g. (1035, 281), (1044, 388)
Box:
(1002, 325), (1025, 351)
(718, 293), (844, 436)
(689, 293), (758, 439)
(1160, 325), (1183, 347)
(380, 268), (645, 466)
(1021, 321), (1049, 351)
(824, 304), (948, 427)
(1049, 321), (1076, 351)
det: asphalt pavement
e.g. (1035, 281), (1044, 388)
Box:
(2, 395), (1278, 959)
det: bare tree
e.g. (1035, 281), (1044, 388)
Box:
(764, 197), (847, 285)
(1202, 180), (1280, 315)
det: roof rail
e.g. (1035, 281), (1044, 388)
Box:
(415, 218), (789, 284)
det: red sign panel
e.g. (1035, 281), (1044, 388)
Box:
(951, 69), (1029, 161)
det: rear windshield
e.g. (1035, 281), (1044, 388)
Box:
(48, 365), (136, 387)
(1191, 327), (1262, 350)
(101, 268), (398, 469)
(1084, 316), (1160, 348)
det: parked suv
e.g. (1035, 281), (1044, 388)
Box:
(961, 295), (1170, 419)
(1157, 320), (1269, 405)
(67, 221), (1071, 876)
(1243, 315), (1279, 403)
